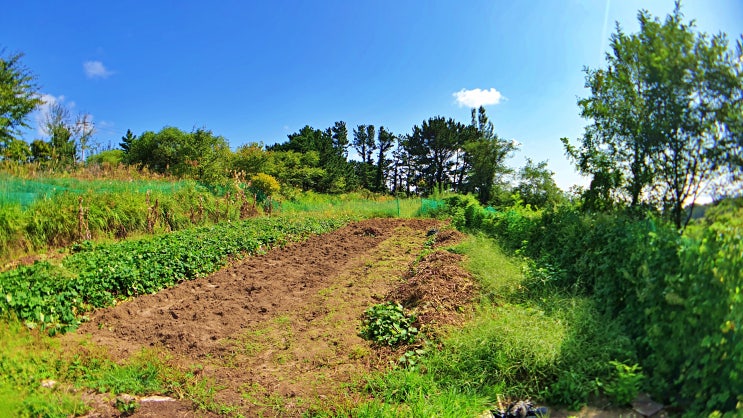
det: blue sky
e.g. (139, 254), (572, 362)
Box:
(3, 0), (742, 189)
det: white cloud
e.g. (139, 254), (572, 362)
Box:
(453, 88), (505, 108)
(83, 60), (113, 79)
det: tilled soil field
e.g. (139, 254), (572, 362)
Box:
(70, 218), (474, 417)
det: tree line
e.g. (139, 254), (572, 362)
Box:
(2, 2), (741, 229)
(114, 108), (560, 208)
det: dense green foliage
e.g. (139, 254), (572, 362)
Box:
(0, 178), (235, 260)
(514, 158), (564, 209)
(359, 302), (419, 346)
(0, 49), (42, 148)
(564, 3), (743, 228)
(123, 126), (232, 185)
(0, 216), (350, 333)
(4, 99), (534, 204)
(440, 195), (743, 415)
(267, 124), (357, 193)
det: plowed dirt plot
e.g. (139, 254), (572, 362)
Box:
(70, 218), (472, 417)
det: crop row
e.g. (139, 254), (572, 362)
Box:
(0, 215), (351, 333)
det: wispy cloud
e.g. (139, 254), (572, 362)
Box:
(453, 88), (505, 108)
(35, 94), (70, 135)
(83, 60), (113, 79)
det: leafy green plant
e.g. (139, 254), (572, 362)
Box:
(397, 347), (427, 370)
(114, 396), (139, 416)
(598, 361), (644, 406)
(359, 302), (418, 346)
(443, 194), (743, 414)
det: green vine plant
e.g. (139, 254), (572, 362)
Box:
(359, 301), (419, 346)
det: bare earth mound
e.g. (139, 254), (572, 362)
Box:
(71, 218), (472, 417)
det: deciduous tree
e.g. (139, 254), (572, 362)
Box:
(0, 49), (42, 148)
(515, 158), (563, 209)
(125, 126), (231, 183)
(564, 2), (743, 229)
(43, 102), (76, 165)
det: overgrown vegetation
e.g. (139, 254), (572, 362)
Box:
(434, 194), (742, 416)
(0, 173), (267, 263)
(342, 232), (636, 417)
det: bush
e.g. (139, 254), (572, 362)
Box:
(250, 173), (280, 197)
(441, 196), (743, 414)
(359, 302), (418, 346)
(599, 361), (644, 406)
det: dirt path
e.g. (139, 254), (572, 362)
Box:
(72, 218), (464, 417)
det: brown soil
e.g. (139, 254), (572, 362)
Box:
(63, 219), (651, 417)
(69, 218), (475, 417)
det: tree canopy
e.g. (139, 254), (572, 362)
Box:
(124, 126), (231, 183)
(565, 2), (743, 229)
(0, 49), (42, 150)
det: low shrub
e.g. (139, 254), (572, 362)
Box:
(359, 302), (419, 346)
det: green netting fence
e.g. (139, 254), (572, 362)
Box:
(0, 174), (198, 209)
(420, 198), (445, 215)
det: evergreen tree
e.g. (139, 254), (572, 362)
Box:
(119, 129), (137, 154)
(405, 116), (469, 195)
(352, 124), (377, 189)
(373, 126), (395, 192)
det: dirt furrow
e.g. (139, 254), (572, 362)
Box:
(71, 218), (451, 417)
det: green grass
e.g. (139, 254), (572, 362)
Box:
(278, 191), (424, 218)
(0, 173), (197, 212)
(0, 316), (244, 417)
(452, 234), (524, 302)
(0, 319), (88, 417)
(339, 234), (635, 416)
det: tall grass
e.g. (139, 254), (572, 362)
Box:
(1, 185), (231, 264)
(277, 191), (424, 218)
(0, 170), (429, 265)
(0, 174), (269, 264)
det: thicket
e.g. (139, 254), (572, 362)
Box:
(439, 195), (742, 415)
(0, 215), (350, 333)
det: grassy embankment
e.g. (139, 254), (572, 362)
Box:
(0, 171), (423, 267)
